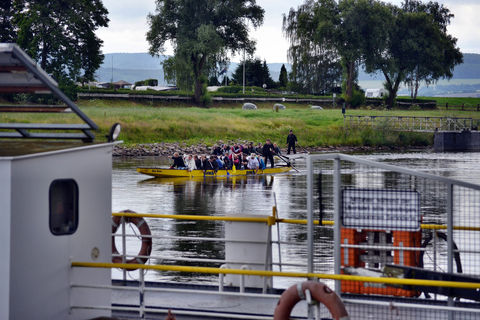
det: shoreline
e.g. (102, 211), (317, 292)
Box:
(113, 142), (431, 157)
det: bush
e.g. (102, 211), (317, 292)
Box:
(217, 85), (266, 94)
(134, 78), (158, 86)
(344, 88), (365, 108)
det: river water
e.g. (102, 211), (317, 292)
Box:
(111, 151), (480, 286)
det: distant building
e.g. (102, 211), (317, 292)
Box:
(96, 82), (110, 89)
(111, 80), (132, 89)
(365, 88), (388, 98)
(134, 85), (178, 92)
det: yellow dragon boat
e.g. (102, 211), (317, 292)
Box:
(136, 166), (292, 178)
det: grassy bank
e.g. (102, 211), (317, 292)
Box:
(4, 97), (480, 148)
(75, 99), (442, 147)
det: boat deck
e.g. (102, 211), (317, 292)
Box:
(111, 281), (480, 320)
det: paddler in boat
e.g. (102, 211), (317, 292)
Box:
(194, 154), (202, 170)
(262, 139), (275, 168)
(204, 155), (219, 171)
(214, 155), (224, 169)
(184, 154), (197, 171)
(241, 153), (249, 169)
(257, 154), (266, 169)
(222, 155), (232, 169)
(170, 152), (187, 169)
(273, 143), (282, 156)
(247, 153), (260, 171)
(231, 142), (242, 155)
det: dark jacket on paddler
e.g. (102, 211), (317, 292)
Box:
(171, 155), (186, 168)
(262, 143), (274, 157)
(204, 158), (218, 170)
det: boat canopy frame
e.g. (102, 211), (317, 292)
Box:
(0, 43), (98, 142)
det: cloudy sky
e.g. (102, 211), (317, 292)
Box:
(96, 0), (480, 63)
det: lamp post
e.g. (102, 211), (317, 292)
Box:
(242, 48), (245, 94)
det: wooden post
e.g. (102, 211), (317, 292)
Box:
(446, 102), (448, 110)
(462, 103), (464, 111)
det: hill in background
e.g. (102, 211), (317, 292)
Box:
(95, 52), (480, 96)
(95, 53), (289, 85)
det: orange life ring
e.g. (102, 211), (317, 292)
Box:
(274, 281), (349, 320)
(112, 210), (152, 269)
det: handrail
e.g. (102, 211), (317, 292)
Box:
(112, 212), (276, 226)
(72, 262), (480, 290)
(111, 212), (480, 231)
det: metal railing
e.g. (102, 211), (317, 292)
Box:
(70, 153), (480, 319)
(306, 153), (480, 319)
(344, 115), (478, 132)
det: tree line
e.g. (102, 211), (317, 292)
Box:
(283, 0), (462, 108)
(1, 0), (462, 109)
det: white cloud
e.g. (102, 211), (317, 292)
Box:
(444, 3), (480, 53)
(97, 0), (156, 53)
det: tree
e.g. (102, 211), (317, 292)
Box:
(208, 75), (220, 86)
(0, 0), (17, 42)
(279, 64), (288, 88)
(232, 58), (274, 88)
(14, 0), (109, 83)
(402, 1), (463, 99)
(147, 0), (264, 105)
(283, 0), (370, 99)
(363, 1), (462, 107)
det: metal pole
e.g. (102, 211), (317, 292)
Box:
(242, 48), (246, 94)
(447, 183), (454, 320)
(306, 156), (314, 274)
(274, 194), (283, 272)
(122, 217), (127, 281)
(306, 155), (315, 320)
(139, 269), (145, 319)
(333, 157), (342, 293)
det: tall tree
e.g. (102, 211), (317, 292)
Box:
(0, 0), (17, 42)
(363, 1), (462, 107)
(14, 0), (109, 83)
(279, 64), (288, 88)
(402, 0), (463, 98)
(147, 0), (264, 105)
(284, 0), (376, 100)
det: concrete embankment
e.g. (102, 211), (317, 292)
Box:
(434, 131), (480, 152)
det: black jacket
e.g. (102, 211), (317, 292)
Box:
(262, 143), (274, 157)
(195, 158), (203, 170)
(172, 156), (186, 168)
(204, 159), (218, 170)
(287, 133), (297, 145)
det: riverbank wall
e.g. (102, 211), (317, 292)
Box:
(434, 131), (480, 152)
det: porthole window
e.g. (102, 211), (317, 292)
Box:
(49, 179), (78, 235)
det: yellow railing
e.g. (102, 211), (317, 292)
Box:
(72, 261), (480, 290)
(112, 211), (480, 231)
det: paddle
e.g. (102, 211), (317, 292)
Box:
(277, 153), (299, 172)
(297, 144), (309, 154)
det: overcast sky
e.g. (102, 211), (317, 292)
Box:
(96, 0), (480, 63)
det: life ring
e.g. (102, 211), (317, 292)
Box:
(274, 281), (349, 320)
(112, 210), (152, 269)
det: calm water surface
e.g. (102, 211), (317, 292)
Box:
(112, 151), (480, 286)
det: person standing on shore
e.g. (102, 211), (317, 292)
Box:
(286, 129), (297, 155)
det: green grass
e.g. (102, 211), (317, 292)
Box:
(4, 97), (480, 147)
